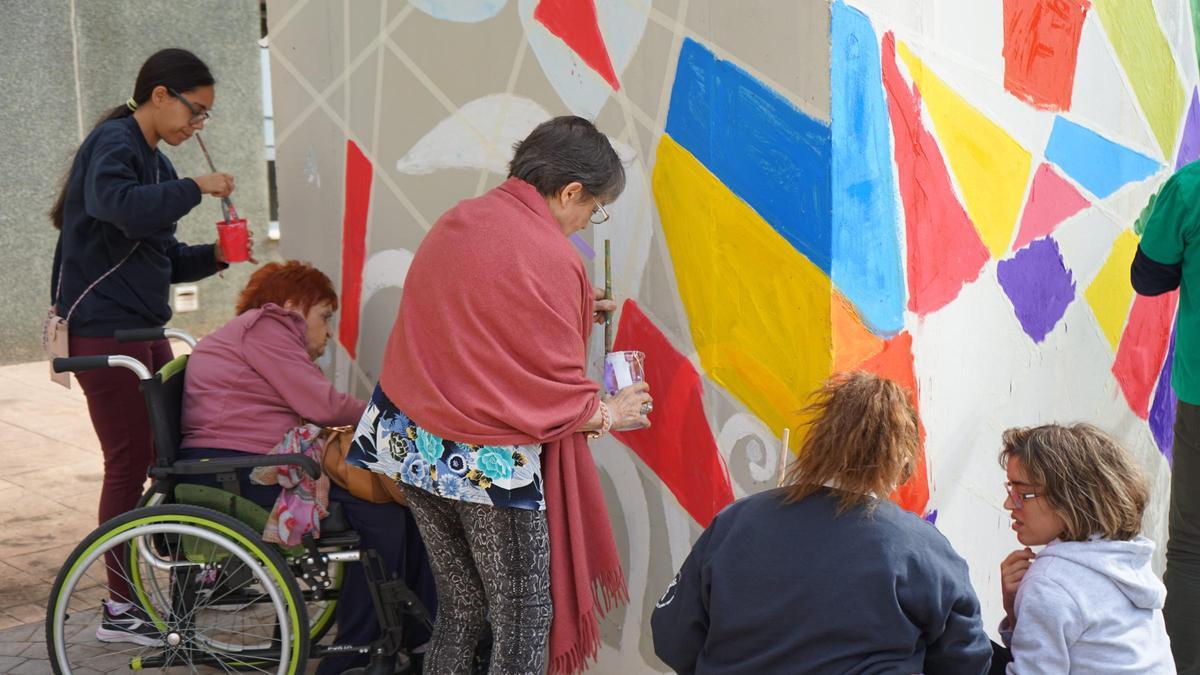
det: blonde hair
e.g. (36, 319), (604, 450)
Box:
(999, 424), (1148, 542)
(782, 372), (918, 512)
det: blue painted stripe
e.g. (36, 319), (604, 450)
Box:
(665, 38), (833, 273)
(831, 1), (905, 335)
(1045, 116), (1162, 198)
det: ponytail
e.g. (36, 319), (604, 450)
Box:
(50, 48), (214, 230)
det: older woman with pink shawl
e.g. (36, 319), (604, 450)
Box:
(347, 116), (651, 674)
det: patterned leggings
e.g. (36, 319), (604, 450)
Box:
(399, 483), (552, 674)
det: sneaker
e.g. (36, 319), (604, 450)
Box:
(95, 602), (164, 647)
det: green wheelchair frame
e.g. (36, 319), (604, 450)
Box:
(44, 328), (431, 674)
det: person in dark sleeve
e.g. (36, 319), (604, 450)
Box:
(1133, 161), (1200, 674)
(651, 372), (991, 675)
(46, 48), (246, 645)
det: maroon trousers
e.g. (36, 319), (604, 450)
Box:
(70, 334), (173, 601)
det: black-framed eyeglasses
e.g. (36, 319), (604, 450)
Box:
(168, 88), (211, 125)
(590, 199), (610, 225)
(1005, 482), (1040, 510)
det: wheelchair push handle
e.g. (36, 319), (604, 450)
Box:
(53, 355), (152, 380)
(165, 453), (322, 480)
(114, 327), (198, 348)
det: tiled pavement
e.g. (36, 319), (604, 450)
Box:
(0, 347), (313, 673)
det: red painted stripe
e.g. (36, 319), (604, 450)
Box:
(857, 332), (930, 516)
(1002, 0), (1090, 111)
(338, 140), (373, 359)
(1113, 291), (1178, 419)
(533, 0), (621, 91)
(881, 33), (989, 315)
(611, 300), (733, 527)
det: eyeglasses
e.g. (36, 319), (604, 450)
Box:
(168, 88), (211, 125)
(1005, 482), (1040, 510)
(590, 199), (610, 225)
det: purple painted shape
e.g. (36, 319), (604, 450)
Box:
(996, 237), (1077, 343)
(1177, 89), (1200, 170)
(570, 233), (596, 259)
(1149, 330), (1178, 465)
(923, 510), (938, 525)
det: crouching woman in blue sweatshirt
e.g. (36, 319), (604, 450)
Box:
(48, 48), (244, 644)
(651, 372), (991, 674)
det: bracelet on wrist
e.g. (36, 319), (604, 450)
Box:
(586, 399), (612, 439)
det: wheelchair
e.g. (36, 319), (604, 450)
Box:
(44, 327), (433, 674)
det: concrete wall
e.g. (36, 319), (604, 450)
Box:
(0, 0), (269, 363)
(267, 0), (1184, 672)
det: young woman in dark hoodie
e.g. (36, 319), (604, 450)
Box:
(48, 48), (242, 645)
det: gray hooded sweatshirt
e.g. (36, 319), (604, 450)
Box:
(1002, 535), (1174, 674)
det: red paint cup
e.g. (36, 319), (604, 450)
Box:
(217, 219), (250, 263)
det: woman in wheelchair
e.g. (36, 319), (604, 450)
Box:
(177, 260), (435, 673)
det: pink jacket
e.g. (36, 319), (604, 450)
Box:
(180, 303), (365, 455)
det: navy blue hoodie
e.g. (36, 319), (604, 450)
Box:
(651, 488), (991, 674)
(51, 115), (222, 336)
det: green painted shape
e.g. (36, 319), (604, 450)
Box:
(1096, 0), (1187, 159)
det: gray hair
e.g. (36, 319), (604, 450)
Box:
(508, 116), (626, 202)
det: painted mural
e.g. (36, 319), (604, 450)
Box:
(266, 0), (1186, 671)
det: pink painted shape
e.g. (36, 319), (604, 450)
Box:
(533, 0), (621, 91)
(881, 33), (990, 315)
(339, 141), (373, 359)
(1113, 291), (1178, 418)
(1012, 163), (1090, 251)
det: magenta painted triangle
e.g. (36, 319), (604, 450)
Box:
(1012, 163), (1090, 251)
(1176, 88), (1200, 170)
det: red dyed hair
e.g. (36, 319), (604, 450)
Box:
(235, 261), (339, 315)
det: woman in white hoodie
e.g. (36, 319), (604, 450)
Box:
(995, 423), (1173, 674)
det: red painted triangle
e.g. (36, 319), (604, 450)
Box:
(1012, 162), (1090, 251)
(881, 33), (989, 315)
(534, 0), (621, 91)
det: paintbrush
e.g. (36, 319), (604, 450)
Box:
(778, 427), (791, 487)
(604, 239), (613, 353)
(194, 132), (237, 223)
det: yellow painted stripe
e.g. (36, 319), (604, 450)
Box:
(1085, 229), (1140, 352)
(898, 42), (1033, 258)
(653, 136), (832, 446)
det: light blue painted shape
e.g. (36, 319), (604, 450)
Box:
(665, 38), (833, 273)
(1045, 116), (1162, 198)
(410, 0), (508, 23)
(831, 1), (905, 335)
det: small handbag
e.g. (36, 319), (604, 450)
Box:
(320, 426), (408, 506)
(42, 243), (141, 388)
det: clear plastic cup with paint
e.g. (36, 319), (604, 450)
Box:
(604, 350), (650, 430)
(604, 350), (645, 396)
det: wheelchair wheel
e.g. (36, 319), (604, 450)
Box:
(137, 483), (343, 645)
(46, 505), (309, 674)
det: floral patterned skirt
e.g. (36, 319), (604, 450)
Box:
(346, 384), (546, 511)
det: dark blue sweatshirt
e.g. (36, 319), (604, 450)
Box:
(51, 115), (221, 336)
(651, 488), (991, 675)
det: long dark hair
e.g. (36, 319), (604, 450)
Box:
(50, 48), (214, 229)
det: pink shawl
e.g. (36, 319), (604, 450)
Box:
(380, 177), (628, 674)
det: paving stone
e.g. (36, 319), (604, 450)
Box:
(10, 657), (54, 674)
